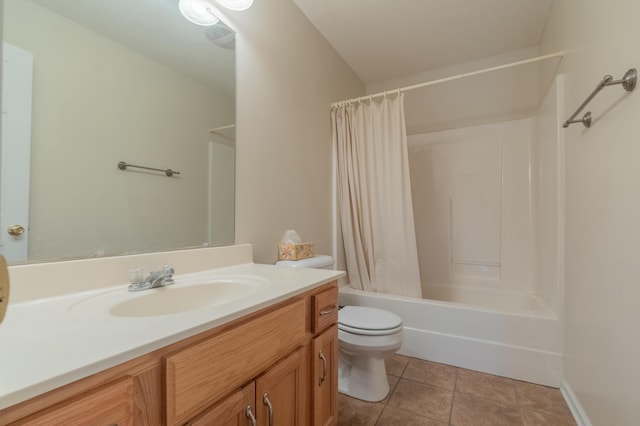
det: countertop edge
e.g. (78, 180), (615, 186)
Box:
(0, 265), (345, 410)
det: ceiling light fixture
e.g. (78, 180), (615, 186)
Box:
(215, 0), (254, 11)
(178, 0), (220, 26)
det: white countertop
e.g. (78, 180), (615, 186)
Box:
(0, 262), (344, 409)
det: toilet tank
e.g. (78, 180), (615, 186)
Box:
(275, 255), (334, 269)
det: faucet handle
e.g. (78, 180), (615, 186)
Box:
(162, 264), (175, 275)
(127, 267), (147, 291)
(128, 267), (145, 284)
(162, 264), (175, 286)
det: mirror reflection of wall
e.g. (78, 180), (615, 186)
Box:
(1, 0), (236, 264)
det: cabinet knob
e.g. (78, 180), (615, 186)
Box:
(319, 351), (328, 385)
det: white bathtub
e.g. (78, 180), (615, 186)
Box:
(338, 285), (563, 387)
(422, 283), (552, 313)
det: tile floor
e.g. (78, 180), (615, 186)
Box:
(338, 354), (577, 426)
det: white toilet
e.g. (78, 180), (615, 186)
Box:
(275, 255), (404, 402)
(337, 306), (403, 401)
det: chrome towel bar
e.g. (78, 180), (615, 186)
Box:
(117, 161), (180, 177)
(563, 68), (637, 128)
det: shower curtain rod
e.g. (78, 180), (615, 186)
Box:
(331, 51), (565, 108)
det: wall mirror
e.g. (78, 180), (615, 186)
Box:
(1, 0), (236, 265)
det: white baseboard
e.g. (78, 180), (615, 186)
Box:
(560, 379), (591, 426)
(398, 327), (563, 387)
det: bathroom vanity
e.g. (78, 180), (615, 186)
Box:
(0, 246), (343, 425)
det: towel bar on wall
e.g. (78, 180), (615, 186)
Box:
(117, 161), (180, 177)
(563, 68), (637, 129)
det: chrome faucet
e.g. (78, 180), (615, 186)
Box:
(128, 265), (175, 292)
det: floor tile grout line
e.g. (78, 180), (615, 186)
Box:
(394, 375), (457, 392)
(377, 404), (451, 425)
(397, 357), (460, 392)
(373, 402), (386, 425)
(399, 357), (410, 377)
(448, 367), (459, 425)
(384, 383), (453, 425)
(513, 378), (526, 426)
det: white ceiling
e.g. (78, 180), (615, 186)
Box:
(294, 0), (554, 85)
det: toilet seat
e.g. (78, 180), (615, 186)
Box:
(338, 306), (402, 336)
(338, 323), (403, 336)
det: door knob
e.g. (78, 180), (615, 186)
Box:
(7, 225), (25, 236)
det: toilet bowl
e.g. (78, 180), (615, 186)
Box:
(337, 306), (403, 402)
(274, 255), (404, 402)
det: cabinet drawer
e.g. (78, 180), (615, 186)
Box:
(12, 377), (134, 426)
(312, 286), (338, 333)
(165, 299), (306, 425)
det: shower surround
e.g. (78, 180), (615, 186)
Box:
(340, 75), (565, 387)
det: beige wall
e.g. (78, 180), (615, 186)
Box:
(366, 47), (546, 135)
(227, 0), (364, 263)
(541, 1), (640, 424)
(4, 0), (235, 260)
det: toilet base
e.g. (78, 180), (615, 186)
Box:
(338, 352), (390, 402)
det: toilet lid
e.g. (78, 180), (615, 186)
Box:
(338, 306), (403, 336)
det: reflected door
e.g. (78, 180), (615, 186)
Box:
(208, 139), (235, 246)
(1, 42), (33, 262)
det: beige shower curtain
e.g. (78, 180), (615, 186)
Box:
(332, 94), (422, 298)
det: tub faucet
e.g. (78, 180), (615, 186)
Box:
(128, 265), (175, 292)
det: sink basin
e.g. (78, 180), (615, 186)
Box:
(111, 281), (256, 317)
(70, 276), (265, 317)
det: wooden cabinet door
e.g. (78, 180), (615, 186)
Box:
(255, 347), (307, 426)
(187, 383), (255, 426)
(311, 325), (338, 426)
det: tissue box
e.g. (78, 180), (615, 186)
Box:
(278, 242), (315, 260)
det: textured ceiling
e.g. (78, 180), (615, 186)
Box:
(294, 0), (554, 84)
